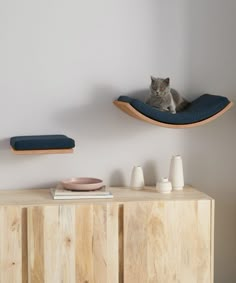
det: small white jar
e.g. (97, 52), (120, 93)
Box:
(156, 177), (172, 193)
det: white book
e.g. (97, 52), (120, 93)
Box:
(50, 187), (113, 200)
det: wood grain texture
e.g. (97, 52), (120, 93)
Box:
(124, 203), (148, 283)
(123, 200), (213, 283)
(210, 200), (215, 283)
(106, 203), (119, 283)
(27, 206), (44, 283)
(114, 100), (234, 128)
(27, 204), (119, 283)
(75, 205), (94, 283)
(118, 205), (124, 283)
(0, 186), (213, 206)
(0, 206), (22, 283)
(21, 208), (28, 283)
(0, 187), (214, 282)
(11, 147), (73, 155)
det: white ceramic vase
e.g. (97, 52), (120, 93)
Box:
(130, 165), (144, 190)
(169, 155), (184, 191)
(156, 177), (172, 193)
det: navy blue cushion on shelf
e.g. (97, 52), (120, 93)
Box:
(10, 135), (75, 150)
(118, 94), (230, 125)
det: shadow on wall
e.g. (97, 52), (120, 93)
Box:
(184, 111), (236, 189)
(108, 159), (158, 187)
(54, 85), (152, 141)
(143, 160), (159, 186)
(0, 138), (59, 189)
(183, 108), (236, 283)
(0, 138), (10, 152)
(183, 2), (236, 280)
(108, 169), (126, 187)
(0, 138), (25, 166)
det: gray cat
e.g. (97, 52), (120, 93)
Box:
(145, 77), (189, 114)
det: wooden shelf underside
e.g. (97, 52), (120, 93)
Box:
(11, 147), (74, 155)
(114, 100), (234, 129)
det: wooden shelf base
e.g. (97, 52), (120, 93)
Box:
(113, 100), (234, 128)
(10, 147), (74, 155)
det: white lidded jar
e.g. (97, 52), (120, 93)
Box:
(169, 155), (184, 191)
(156, 177), (172, 193)
(130, 165), (145, 190)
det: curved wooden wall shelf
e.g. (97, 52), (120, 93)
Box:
(113, 100), (234, 129)
(11, 147), (74, 155)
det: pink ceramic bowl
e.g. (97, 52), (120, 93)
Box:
(61, 177), (104, 191)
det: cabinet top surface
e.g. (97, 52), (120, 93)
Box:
(0, 186), (213, 206)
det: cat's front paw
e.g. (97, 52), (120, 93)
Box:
(171, 110), (176, 114)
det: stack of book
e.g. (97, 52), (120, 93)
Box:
(50, 186), (113, 200)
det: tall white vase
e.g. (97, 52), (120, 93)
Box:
(130, 165), (145, 190)
(169, 155), (184, 191)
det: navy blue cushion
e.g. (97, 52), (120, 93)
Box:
(10, 135), (75, 150)
(118, 94), (230, 125)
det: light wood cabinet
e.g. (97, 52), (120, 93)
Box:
(0, 186), (214, 283)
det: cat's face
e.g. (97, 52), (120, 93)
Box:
(150, 77), (170, 97)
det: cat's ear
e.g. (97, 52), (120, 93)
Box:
(164, 78), (170, 85)
(151, 76), (156, 84)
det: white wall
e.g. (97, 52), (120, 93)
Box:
(0, 0), (235, 281)
(0, 0), (188, 189)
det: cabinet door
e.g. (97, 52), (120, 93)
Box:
(123, 200), (214, 283)
(27, 204), (119, 283)
(0, 206), (23, 283)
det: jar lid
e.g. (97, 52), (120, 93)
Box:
(161, 177), (169, 183)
